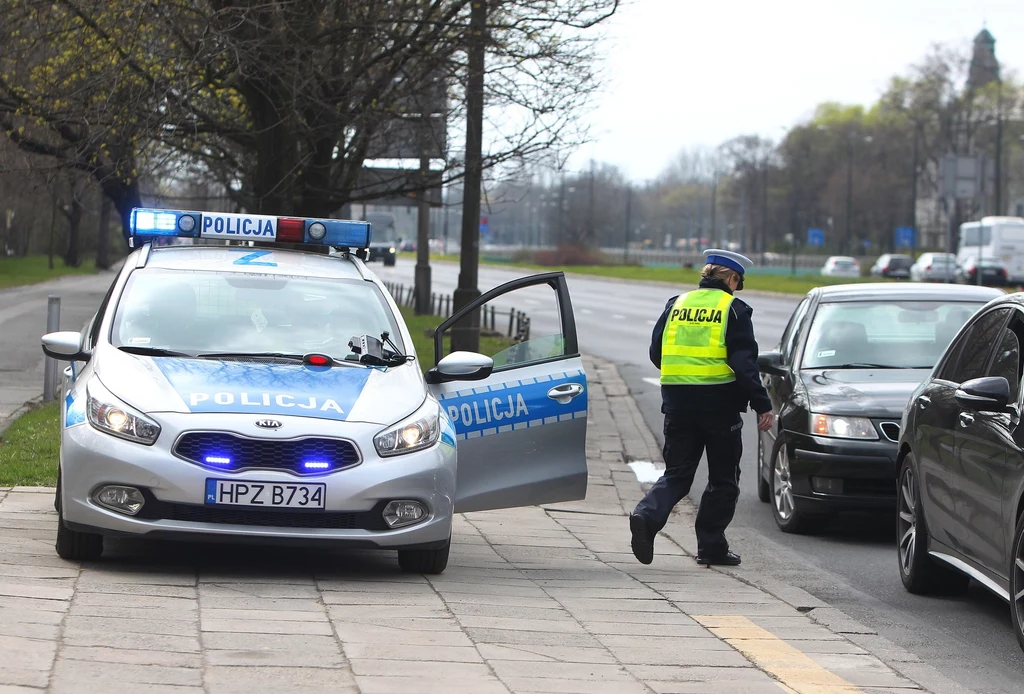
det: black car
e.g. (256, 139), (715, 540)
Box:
(870, 254), (913, 280)
(367, 239), (398, 266)
(757, 283), (1002, 534)
(897, 292), (1024, 652)
(956, 256), (1009, 287)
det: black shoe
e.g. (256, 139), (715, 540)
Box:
(629, 514), (654, 565)
(695, 550), (741, 566)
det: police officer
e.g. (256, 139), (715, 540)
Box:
(629, 249), (774, 566)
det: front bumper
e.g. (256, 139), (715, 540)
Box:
(367, 246), (397, 262)
(60, 413), (455, 549)
(786, 431), (898, 513)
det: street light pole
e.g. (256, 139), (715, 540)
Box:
(623, 186), (632, 263)
(845, 134), (853, 256)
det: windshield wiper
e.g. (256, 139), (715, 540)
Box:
(198, 351), (305, 362)
(118, 346), (192, 357)
(823, 363), (903, 369)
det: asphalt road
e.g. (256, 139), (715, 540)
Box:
(376, 257), (1024, 694)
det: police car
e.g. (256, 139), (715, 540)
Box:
(41, 209), (588, 574)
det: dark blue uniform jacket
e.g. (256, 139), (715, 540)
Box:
(649, 277), (772, 415)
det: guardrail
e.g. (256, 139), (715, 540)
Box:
(382, 281), (531, 342)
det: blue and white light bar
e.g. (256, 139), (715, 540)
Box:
(128, 208), (373, 249)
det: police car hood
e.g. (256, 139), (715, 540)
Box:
(93, 344), (425, 425)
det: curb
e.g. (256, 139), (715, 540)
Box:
(0, 396), (42, 439)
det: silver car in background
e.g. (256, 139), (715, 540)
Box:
(910, 252), (957, 283)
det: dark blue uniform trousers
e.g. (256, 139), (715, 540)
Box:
(633, 410), (743, 557)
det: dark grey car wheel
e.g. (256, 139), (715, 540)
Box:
(1010, 512), (1024, 653)
(770, 439), (822, 534)
(897, 454), (968, 595)
(757, 434), (770, 503)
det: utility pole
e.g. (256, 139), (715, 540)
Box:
(709, 173), (717, 248)
(452, 0), (487, 352)
(845, 134), (854, 255)
(761, 162), (769, 259)
(414, 113), (432, 315)
(623, 186), (632, 262)
(995, 81), (1004, 215)
(911, 122), (920, 253)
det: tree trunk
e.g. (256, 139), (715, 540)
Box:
(96, 194), (111, 269)
(64, 193), (83, 268)
(48, 191), (58, 270)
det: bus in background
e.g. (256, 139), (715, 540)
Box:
(957, 216), (1024, 284)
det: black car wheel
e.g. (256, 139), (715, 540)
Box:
(54, 481), (103, 562)
(398, 536), (450, 574)
(770, 439), (822, 533)
(897, 454), (968, 595)
(1010, 511), (1024, 652)
(756, 434), (770, 503)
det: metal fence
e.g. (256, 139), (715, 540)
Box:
(382, 281), (531, 341)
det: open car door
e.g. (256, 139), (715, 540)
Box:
(425, 272), (588, 513)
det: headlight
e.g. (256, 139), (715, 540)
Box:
(374, 399), (440, 457)
(810, 413), (877, 440)
(86, 379), (161, 445)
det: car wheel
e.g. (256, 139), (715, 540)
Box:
(398, 536), (450, 575)
(897, 454), (968, 595)
(54, 481), (103, 561)
(756, 434), (770, 503)
(1010, 511), (1024, 652)
(770, 439), (823, 534)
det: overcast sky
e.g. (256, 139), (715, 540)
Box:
(568, 0), (1024, 182)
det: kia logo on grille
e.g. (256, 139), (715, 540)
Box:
(255, 419), (282, 430)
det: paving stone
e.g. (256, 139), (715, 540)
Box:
(201, 632), (341, 653)
(204, 648), (347, 668)
(498, 676), (651, 694)
(200, 617), (333, 636)
(343, 643), (482, 662)
(204, 665), (358, 694)
(353, 675), (510, 694)
(348, 659), (492, 678)
(476, 643), (618, 664)
(333, 623), (473, 647)
(63, 616), (197, 637)
(50, 659), (202, 687)
(59, 645), (202, 668)
(61, 629), (201, 653)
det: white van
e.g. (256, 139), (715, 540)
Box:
(957, 216), (1024, 283)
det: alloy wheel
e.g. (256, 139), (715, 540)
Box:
(773, 445), (795, 520)
(898, 467), (918, 577)
(1014, 527), (1024, 641)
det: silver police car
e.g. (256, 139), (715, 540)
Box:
(41, 209), (588, 574)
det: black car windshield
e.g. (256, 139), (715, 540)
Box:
(801, 300), (983, 369)
(111, 269), (404, 360)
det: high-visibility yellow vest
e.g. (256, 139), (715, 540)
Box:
(660, 289), (736, 385)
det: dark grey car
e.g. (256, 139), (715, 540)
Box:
(896, 292), (1024, 652)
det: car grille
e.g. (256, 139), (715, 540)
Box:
(879, 422), (901, 443)
(138, 500), (388, 530)
(173, 432), (360, 476)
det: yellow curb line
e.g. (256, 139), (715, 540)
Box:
(693, 615), (865, 694)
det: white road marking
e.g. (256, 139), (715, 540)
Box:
(613, 314), (626, 320)
(581, 308), (593, 315)
(646, 320), (656, 325)
(642, 377), (661, 387)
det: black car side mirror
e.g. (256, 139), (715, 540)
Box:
(757, 350), (785, 376)
(955, 376), (1012, 413)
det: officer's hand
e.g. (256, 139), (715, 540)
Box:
(757, 412), (774, 431)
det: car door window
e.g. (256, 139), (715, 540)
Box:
(940, 308), (1011, 383)
(780, 299), (810, 364)
(88, 275), (120, 349)
(988, 321), (1023, 401)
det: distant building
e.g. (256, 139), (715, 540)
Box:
(967, 28), (1000, 90)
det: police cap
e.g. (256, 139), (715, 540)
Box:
(703, 249), (753, 276)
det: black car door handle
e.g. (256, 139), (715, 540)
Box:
(959, 412), (975, 427)
(917, 395), (931, 410)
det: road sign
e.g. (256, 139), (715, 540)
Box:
(894, 226), (916, 248)
(479, 216), (489, 233)
(807, 228), (825, 247)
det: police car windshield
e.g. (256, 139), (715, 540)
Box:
(801, 300), (984, 370)
(111, 270), (404, 361)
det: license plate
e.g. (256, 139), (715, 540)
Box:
(205, 480), (325, 509)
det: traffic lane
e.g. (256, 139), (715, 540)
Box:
(374, 260), (800, 368)
(0, 272), (115, 420)
(624, 366), (1024, 693)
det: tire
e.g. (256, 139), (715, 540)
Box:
(398, 537), (450, 574)
(770, 438), (825, 534)
(54, 477), (103, 561)
(1009, 511), (1024, 653)
(756, 434), (770, 503)
(897, 454), (969, 595)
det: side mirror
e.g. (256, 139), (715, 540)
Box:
(41, 332), (90, 361)
(757, 350), (785, 376)
(955, 376), (1012, 413)
(425, 351), (494, 385)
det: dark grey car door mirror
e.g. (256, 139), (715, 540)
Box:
(757, 350), (785, 376)
(955, 376), (1012, 413)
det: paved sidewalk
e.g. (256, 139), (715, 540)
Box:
(0, 357), (970, 693)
